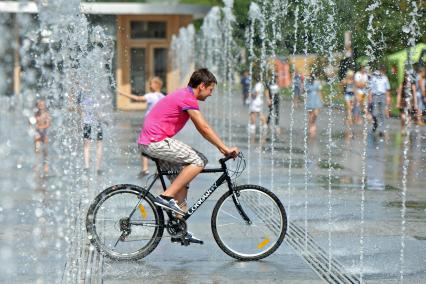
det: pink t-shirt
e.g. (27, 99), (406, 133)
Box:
(138, 87), (199, 145)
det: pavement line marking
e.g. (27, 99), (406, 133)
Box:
(138, 204), (147, 219)
(257, 238), (270, 249)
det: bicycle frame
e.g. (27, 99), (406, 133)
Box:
(143, 156), (250, 222)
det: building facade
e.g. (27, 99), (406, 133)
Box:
(0, 1), (209, 110)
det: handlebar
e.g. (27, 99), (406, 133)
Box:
(219, 155), (234, 164)
(219, 152), (242, 165)
(217, 152), (246, 179)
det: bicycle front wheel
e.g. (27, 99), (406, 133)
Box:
(86, 184), (164, 260)
(211, 185), (287, 261)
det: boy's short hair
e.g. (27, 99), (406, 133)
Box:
(188, 68), (217, 88)
(150, 76), (163, 88)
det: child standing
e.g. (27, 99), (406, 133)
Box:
(119, 77), (165, 177)
(34, 99), (51, 175)
(305, 75), (323, 137)
(341, 70), (355, 126)
(248, 82), (269, 134)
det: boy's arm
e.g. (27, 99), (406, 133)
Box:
(264, 89), (272, 106)
(46, 113), (52, 128)
(187, 109), (238, 156)
(118, 91), (147, 102)
(396, 85), (402, 108)
(412, 84), (418, 109)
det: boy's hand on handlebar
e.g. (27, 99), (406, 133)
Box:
(224, 147), (240, 158)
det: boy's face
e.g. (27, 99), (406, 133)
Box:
(197, 83), (215, 101)
(150, 80), (161, 91)
(37, 101), (46, 110)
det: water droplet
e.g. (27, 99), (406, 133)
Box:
(35, 208), (43, 217)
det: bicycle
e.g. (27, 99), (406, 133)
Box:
(86, 152), (287, 261)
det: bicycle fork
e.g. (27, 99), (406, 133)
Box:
(232, 192), (252, 225)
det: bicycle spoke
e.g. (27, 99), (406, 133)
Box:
(94, 218), (120, 222)
(217, 222), (238, 227)
(220, 209), (248, 223)
(113, 235), (122, 248)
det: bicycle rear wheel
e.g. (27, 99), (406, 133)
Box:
(211, 185), (287, 261)
(86, 184), (164, 260)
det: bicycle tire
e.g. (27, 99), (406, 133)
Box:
(211, 185), (287, 261)
(86, 184), (164, 260)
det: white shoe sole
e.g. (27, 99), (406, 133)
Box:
(154, 201), (185, 215)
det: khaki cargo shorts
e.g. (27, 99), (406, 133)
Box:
(139, 138), (208, 183)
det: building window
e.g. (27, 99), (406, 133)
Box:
(130, 48), (146, 96)
(130, 21), (166, 39)
(153, 48), (167, 93)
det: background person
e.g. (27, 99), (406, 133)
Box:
(415, 67), (425, 125)
(341, 70), (356, 127)
(266, 81), (281, 133)
(292, 69), (304, 107)
(369, 66), (391, 136)
(33, 99), (51, 175)
(240, 70), (251, 105)
(305, 74), (323, 137)
(77, 90), (104, 175)
(119, 76), (165, 177)
(396, 70), (418, 133)
(354, 64), (370, 124)
(248, 82), (269, 134)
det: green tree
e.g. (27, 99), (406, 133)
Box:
(90, 0), (425, 60)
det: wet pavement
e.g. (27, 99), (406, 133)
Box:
(1, 91), (426, 283)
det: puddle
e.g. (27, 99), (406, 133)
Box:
(386, 201), (426, 209)
(413, 236), (426, 241)
(316, 175), (400, 191)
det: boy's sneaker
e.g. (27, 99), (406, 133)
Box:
(138, 170), (149, 178)
(154, 196), (185, 215)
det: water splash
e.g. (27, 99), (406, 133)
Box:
(246, 2), (262, 184)
(288, 2), (299, 218)
(221, 0), (236, 146)
(324, 0), (338, 275)
(265, 0), (286, 193)
(400, 1), (420, 282)
(199, 7), (221, 130)
(360, 1), (381, 282)
(9, 0), (116, 282)
(170, 24), (195, 86)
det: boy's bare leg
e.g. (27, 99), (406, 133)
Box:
(83, 139), (90, 169)
(35, 141), (41, 153)
(250, 112), (256, 124)
(260, 114), (267, 126)
(175, 187), (189, 211)
(162, 165), (203, 199)
(42, 138), (49, 174)
(142, 157), (149, 172)
(95, 140), (103, 171)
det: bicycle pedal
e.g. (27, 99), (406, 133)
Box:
(170, 237), (182, 243)
(185, 236), (203, 245)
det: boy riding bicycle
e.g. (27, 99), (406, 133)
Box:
(138, 68), (239, 242)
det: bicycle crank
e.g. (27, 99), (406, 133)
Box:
(166, 217), (187, 238)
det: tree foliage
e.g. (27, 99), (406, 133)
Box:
(90, 0), (425, 60)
